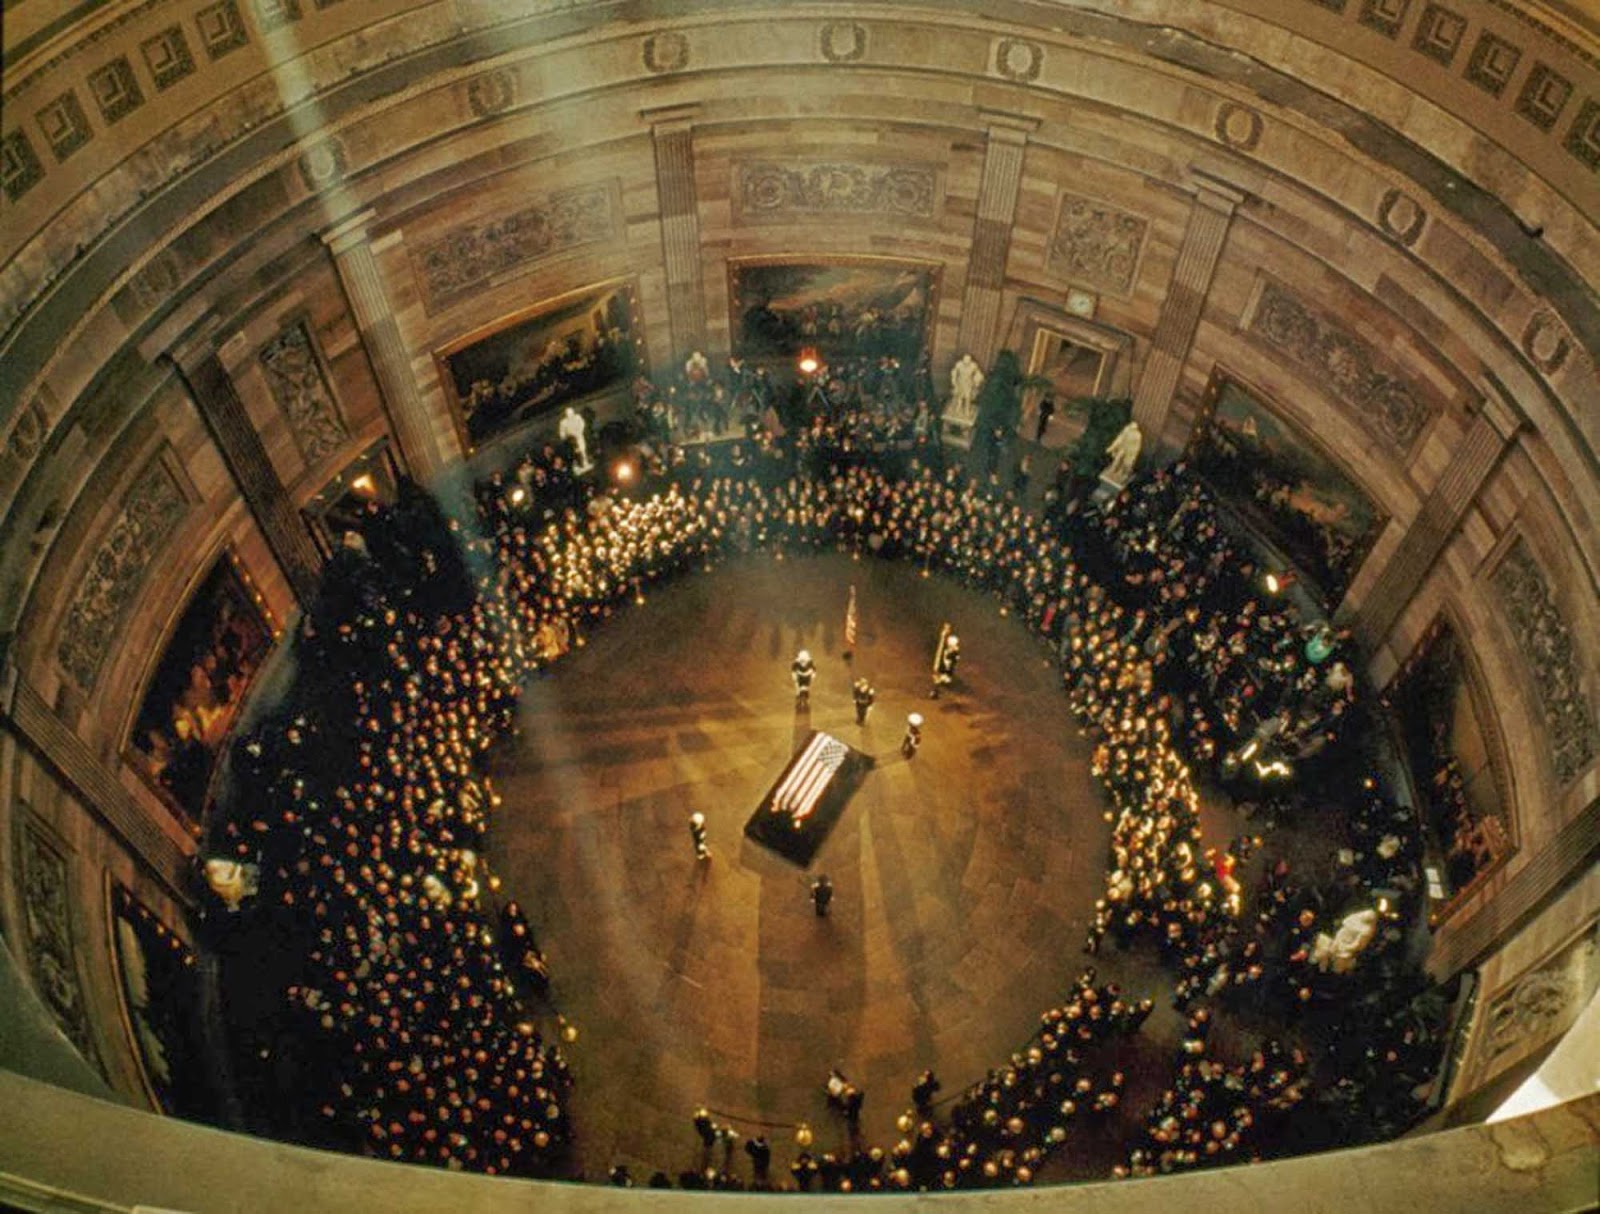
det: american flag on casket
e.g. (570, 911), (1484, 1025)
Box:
(773, 732), (851, 824)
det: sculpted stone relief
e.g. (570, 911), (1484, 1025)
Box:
(1046, 192), (1149, 297)
(734, 162), (938, 224)
(1479, 922), (1598, 1078)
(57, 457), (188, 691)
(258, 321), (348, 465)
(410, 182), (619, 312)
(17, 812), (99, 1064)
(1490, 540), (1598, 787)
(1247, 279), (1436, 450)
(819, 21), (867, 63)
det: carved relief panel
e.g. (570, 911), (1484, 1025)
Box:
(732, 161), (940, 225)
(410, 182), (622, 314)
(1243, 277), (1439, 453)
(1456, 919), (1600, 1098)
(258, 320), (349, 467)
(1490, 540), (1598, 788)
(56, 455), (190, 692)
(1045, 192), (1149, 297)
(16, 809), (100, 1068)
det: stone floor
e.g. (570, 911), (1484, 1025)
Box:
(484, 550), (1255, 1184)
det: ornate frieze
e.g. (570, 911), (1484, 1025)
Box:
(1481, 931), (1595, 1067)
(733, 161), (938, 224)
(1214, 101), (1264, 150)
(1046, 192), (1149, 296)
(643, 31), (689, 74)
(296, 136), (347, 191)
(1378, 187), (1427, 246)
(819, 21), (867, 63)
(411, 183), (619, 311)
(466, 68), (516, 117)
(258, 322), (348, 465)
(994, 37), (1043, 82)
(17, 813), (98, 1063)
(1491, 540), (1598, 786)
(1522, 309), (1572, 374)
(1247, 278), (1436, 449)
(57, 457), (187, 690)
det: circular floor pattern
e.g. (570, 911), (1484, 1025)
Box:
(486, 551), (1222, 1179)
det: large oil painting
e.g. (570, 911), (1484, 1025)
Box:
(729, 258), (938, 367)
(1385, 615), (1512, 904)
(1189, 378), (1384, 604)
(109, 881), (217, 1119)
(128, 556), (274, 830)
(442, 281), (642, 448)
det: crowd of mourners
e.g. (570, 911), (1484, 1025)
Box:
(205, 352), (1448, 1187)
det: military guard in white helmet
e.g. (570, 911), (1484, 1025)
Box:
(901, 713), (924, 759)
(931, 630), (961, 699)
(791, 648), (817, 707)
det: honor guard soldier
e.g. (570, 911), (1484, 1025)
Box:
(901, 713), (924, 758)
(931, 633), (960, 699)
(851, 677), (876, 724)
(792, 649), (817, 707)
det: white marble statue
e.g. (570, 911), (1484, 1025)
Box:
(948, 354), (984, 420)
(203, 857), (259, 911)
(1310, 907), (1379, 974)
(559, 404), (592, 472)
(1102, 419), (1143, 482)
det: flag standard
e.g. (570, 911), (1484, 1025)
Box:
(844, 585), (858, 653)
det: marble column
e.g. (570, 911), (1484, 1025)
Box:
(1131, 173), (1245, 445)
(646, 104), (707, 361)
(322, 210), (446, 478)
(955, 112), (1039, 367)
(169, 335), (323, 605)
(1343, 386), (1521, 649)
(0, 664), (194, 904)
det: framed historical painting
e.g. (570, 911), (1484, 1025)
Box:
(1383, 612), (1516, 918)
(125, 553), (276, 833)
(727, 256), (941, 369)
(107, 878), (217, 1119)
(438, 279), (645, 451)
(1188, 373), (1387, 607)
(301, 440), (402, 559)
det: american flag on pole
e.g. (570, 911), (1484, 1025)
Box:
(773, 732), (850, 823)
(844, 585), (858, 651)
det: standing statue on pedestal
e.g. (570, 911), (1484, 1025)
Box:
(1102, 419), (1143, 483)
(559, 404), (592, 473)
(948, 354), (984, 422)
